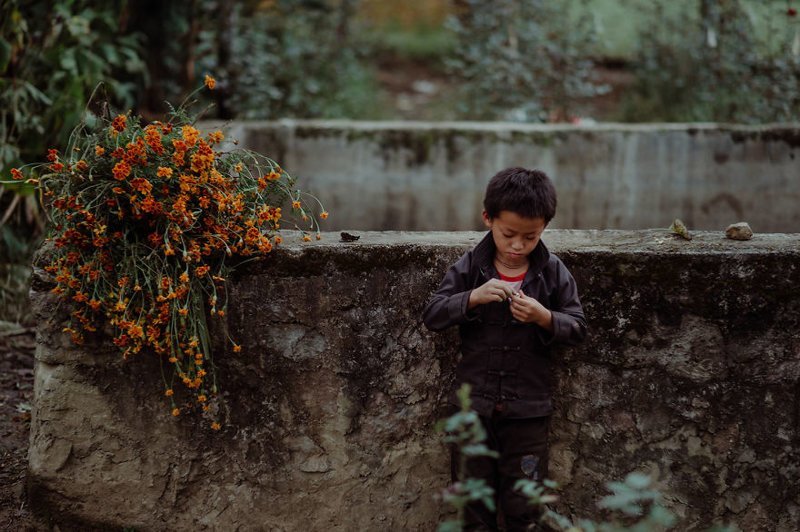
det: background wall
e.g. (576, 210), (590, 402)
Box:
(28, 230), (800, 530)
(219, 121), (800, 232)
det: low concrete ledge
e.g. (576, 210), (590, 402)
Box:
(28, 231), (800, 530)
(213, 120), (800, 232)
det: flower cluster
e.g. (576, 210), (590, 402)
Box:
(4, 78), (327, 430)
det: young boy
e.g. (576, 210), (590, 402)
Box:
(422, 167), (587, 531)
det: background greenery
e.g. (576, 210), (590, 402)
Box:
(1, 0), (799, 322)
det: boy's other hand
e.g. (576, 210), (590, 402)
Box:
(510, 290), (553, 330)
(468, 279), (516, 308)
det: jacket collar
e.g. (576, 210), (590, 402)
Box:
(473, 231), (551, 288)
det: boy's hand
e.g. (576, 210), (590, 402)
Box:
(510, 290), (553, 331)
(468, 279), (516, 308)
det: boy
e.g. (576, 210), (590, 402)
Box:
(422, 167), (587, 531)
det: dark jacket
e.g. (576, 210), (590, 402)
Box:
(422, 232), (587, 418)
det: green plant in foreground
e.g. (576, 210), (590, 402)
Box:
(436, 384), (499, 532)
(438, 384), (737, 531)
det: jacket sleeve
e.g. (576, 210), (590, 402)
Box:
(541, 259), (587, 347)
(421, 252), (478, 332)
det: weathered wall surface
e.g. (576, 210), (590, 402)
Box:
(214, 121), (800, 233)
(28, 231), (800, 530)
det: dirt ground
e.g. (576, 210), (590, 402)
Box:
(0, 324), (42, 531)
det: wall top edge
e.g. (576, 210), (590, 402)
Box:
(200, 119), (800, 134)
(277, 230), (800, 255)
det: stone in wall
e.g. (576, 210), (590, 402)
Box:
(28, 230), (800, 530)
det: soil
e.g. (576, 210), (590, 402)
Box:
(0, 324), (42, 531)
(373, 55), (635, 122)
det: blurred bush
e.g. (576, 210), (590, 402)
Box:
(445, 0), (606, 122)
(621, 0), (800, 123)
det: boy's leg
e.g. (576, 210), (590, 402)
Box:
(494, 415), (550, 532)
(450, 412), (500, 531)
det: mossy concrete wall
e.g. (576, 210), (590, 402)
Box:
(217, 120), (800, 232)
(28, 231), (800, 530)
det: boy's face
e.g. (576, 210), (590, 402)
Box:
(483, 210), (547, 268)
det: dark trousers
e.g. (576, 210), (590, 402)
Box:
(450, 410), (550, 532)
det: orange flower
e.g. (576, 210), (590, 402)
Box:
(76, 160), (89, 172)
(112, 114), (127, 133)
(292, 200), (301, 209)
(95, 145), (105, 156)
(172, 408), (180, 417)
(131, 177), (153, 195)
(112, 161), (131, 181)
(208, 130), (224, 144)
(10, 168), (23, 180)
(181, 125), (200, 146)
(302, 234), (311, 242)
(165, 389), (174, 397)
(197, 394), (207, 403)
(320, 211), (329, 220)
(211, 422), (221, 431)
(204, 74), (216, 90)
(233, 344), (242, 353)
(157, 166), (173, 178)
(195, 265), (210, 277)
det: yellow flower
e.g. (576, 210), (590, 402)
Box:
(172, 408), (180, 417)
(292, 200), (301, 209)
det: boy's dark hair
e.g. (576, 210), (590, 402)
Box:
(483, 167), (557, 222)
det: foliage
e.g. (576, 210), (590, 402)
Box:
(191, 0), (378, 120)
(621, 0), (800, 123)
(1, 80), (327, 428)
(0, 1), (146, 324)
(436, 384), (499, 532)
(438, 384), (736, 531)
(0, 0), (145, 177)
(445, 0), (606, 122)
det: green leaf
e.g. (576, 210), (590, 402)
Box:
(624, 472), (652, 490)
(437, 520), (462, 532)
(0, 38), (11, 72)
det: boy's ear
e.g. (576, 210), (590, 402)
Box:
(482, 210), (492, 228)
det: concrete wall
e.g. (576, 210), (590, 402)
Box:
(28, 231), (800, 530)
(216, 120), (800, 232)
